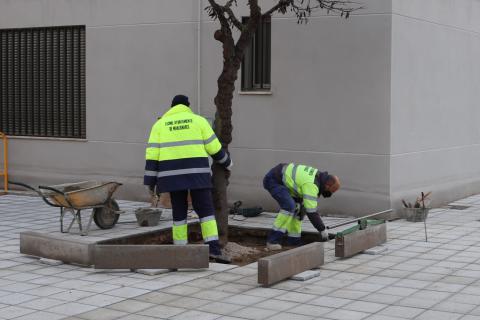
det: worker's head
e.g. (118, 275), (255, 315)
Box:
(316, 173), (340, 198)
(171, 94), (190, 107)
(324, 175), (340, 197)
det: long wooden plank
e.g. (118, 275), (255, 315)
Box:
(93, 244), (209, 269)
(258, 242), (324, 287)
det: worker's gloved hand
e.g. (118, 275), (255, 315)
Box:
(299, 205), (307, 221)
(145, 185), (155, 196)
(294, 203), (301, 215)
(320, 230), (329, 242)
(225, 159), (233, 171)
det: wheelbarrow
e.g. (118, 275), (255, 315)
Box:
(9, 181), (123, 236)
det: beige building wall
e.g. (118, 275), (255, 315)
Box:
(1, 0), (479, 217)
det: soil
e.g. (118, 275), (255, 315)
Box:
(100, 224), (320, 266)
(223, 241), (291, 266)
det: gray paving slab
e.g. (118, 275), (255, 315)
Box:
(290, 270), (320, 281)
(2, 194), (480, 319)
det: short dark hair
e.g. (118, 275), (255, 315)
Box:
(171, 94), (190, 107)
(325, 174), (336, 185)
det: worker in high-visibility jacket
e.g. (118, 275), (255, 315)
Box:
(144, 95), (232, 261)
(263, 163), (340, 250)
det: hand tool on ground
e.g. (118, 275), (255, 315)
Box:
(421, 192), (428, 242)
(230, 200), (263, 218)
(326, 209), (392, 258)
(326, 209), (392, 230)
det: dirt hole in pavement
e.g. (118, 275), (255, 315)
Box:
(100, 225), (322, 266)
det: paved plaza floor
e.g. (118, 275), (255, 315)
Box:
(0, 194), (480, 320)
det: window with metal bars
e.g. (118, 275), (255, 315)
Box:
(0, 25), (86, 139)
(241, 17), (271, 91)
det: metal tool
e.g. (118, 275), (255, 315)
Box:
(421, 192), (428, 242)
(326, 209), (392, 230)
(329, 209), (392, 257)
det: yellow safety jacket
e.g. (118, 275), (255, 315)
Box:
(144, 104), (231, 192)
(282, 163), (319, 213)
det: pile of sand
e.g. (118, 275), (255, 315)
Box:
(223, 241), (261, 260)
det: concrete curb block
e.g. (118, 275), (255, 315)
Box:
(258, 242), (324, 287)
(93, 244), (209, 269)
(335, 223), (387, 258)
(20, 231), (93, 266)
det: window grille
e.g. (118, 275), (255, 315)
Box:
(0, 25), (86, 138)
(241, 17), (271, 91)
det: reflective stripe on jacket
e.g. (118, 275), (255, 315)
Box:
(144, 104), (230, 192)
(282, 163), (319, 213)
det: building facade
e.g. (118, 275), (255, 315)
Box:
(1, 0), (479, 216)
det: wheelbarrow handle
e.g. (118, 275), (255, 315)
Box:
(38, 185), (66, 196)
(8, 181), (63, 208)
(8, 181), (38, 193)
(38, 185), (75, 208)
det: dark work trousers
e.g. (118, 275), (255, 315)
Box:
(263, 165), (302, 245)
(170, 188), (221, 255)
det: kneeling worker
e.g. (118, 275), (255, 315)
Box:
(263, 163), (340, 250)
(144, 95), (232, 261)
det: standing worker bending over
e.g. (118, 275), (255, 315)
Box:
(144, 95), (232, 261)
(263, 163), (340, 250)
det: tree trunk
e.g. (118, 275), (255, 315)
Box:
(212, 163), (229, 245)
(209, 2), (261, 246)
(212, 62), (238, 246)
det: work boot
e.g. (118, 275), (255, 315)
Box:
(266, 242), (282, 251)
(287, 237), (303, 247)
(209, 253), (231, 264)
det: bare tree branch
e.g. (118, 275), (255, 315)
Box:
(263, 0), (363, 21)
(263, 0), (292, 17)
(224, 6), (244, 31)
(292, 0), (363, 21)
(206, 0), (243, 32)
(234, 0), (261, 60)
(225, 0), (236, 9)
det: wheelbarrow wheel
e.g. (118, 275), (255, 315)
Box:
(93, 199), (120, 229)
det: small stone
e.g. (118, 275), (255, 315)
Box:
(39, 258), (64, 266)
(291, 270), (321, 281)
(363, 246), (388, 255)
(134, 208), (162, 227)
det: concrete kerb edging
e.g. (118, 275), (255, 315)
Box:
(20, 227), (327, 277)
(93, 244), (209, 269)
(335, 223), (387, 258)
(20, 230), (210, 269)
(20, 231), (94, 266)
(258, 242), (325, 287)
